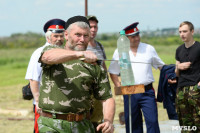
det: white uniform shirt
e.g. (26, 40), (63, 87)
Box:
(25, 42), (50, 104)
(108, 42), (164, 86)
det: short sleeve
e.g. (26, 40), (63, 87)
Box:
(38, 45), (62, 68)
(108, 49), (120, 75)
(93, 65), (113, 100)
(151, 46), (165, 69)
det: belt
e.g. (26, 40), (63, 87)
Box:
(145, 83), (153, 90)
(40, 111), (90, 122)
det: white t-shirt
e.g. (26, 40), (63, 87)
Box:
(25, 42), (50, 104)
(108, 42), (164, 86)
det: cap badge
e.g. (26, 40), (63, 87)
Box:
(56, 25), (59, 29)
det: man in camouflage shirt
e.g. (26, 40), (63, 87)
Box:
(37, 16), (115, 133)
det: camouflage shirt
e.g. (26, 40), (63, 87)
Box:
(38, 45), (112, 114)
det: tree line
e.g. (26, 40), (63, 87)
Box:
(0, 32), (199, 49)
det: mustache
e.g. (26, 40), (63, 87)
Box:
(56, 40), (62, 43)
(55, 40), (63, 44)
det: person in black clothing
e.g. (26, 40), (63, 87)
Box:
(175, 21), (200, 131)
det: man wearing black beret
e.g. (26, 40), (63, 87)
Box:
(37, 15), (115, 133)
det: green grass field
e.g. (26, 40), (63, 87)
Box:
(0, 44), (179, 132)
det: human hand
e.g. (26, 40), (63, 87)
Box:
(82, 51), (97, 63)
(168, 79), (177, 84)
(35, 101), (42, 114)
(178, 62), (191, 70)
(198, 82), (200, 87)
(96, 120), (114, 133)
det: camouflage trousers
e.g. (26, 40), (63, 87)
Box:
(176, 85), (200, 133)
(37, 116), (95, 133)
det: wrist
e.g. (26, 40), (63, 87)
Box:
(104, 119), (113, 124)
(176, 64), (179, 69)
(78, 51), (84, 58)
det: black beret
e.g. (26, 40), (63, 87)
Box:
(43, 18), (65, 33)
(65, 15), (90, 29)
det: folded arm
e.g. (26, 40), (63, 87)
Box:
(175, 60), (191, 77)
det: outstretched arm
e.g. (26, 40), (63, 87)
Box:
(41, 48), (97, 65)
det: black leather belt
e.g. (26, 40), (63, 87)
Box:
(145, 83), (153, 90)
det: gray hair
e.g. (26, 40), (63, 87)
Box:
(67, 21), (90, 33)
(45, 31), (52, 40)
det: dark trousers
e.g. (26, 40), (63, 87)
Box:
(123, 86), (160, 133)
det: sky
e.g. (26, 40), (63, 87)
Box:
(0, 0), (199, 37)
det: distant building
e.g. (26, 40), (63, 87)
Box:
(140, 28), (200, 37)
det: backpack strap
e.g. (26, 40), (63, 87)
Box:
(95, 40), (107, 59)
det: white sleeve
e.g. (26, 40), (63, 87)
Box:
(108, 49), (120, 75)
(25, 48), (43, 81)
(151, 46), (165, 69)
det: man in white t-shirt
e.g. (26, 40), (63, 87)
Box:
(108, 22), (164, 133)
(25, 18), (65, 133)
